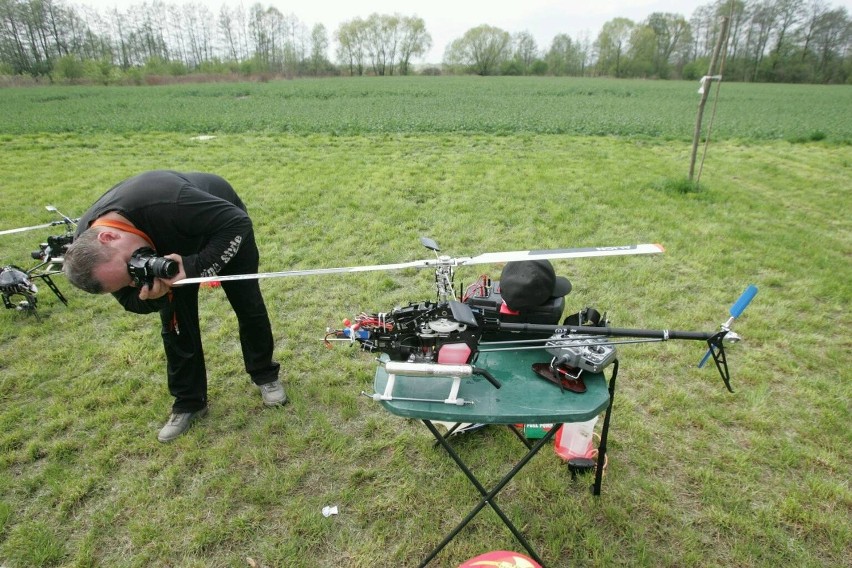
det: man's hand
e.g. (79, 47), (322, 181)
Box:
(137, 278), (171, 300)
(137, 254), (186, 301)
(162, 253), (187, 283)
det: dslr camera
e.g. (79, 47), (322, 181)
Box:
(127, 247), (178, 288)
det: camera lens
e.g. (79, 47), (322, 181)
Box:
(149, 257), (178, 279)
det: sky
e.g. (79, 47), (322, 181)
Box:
(78, 0), (852, 63)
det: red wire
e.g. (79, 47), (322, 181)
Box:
(462, 274), (490, 301)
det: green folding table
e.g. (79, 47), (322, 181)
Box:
(371, 346), (619, 567)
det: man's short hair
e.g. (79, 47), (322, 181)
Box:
(63, 228), (114, 294)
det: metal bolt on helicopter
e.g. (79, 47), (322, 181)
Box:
(0, 205), (77, 318)
(175, 237), (757, 405)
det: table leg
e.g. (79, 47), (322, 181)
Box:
(419, 420), (556, 567)
(508, 424), (534, 450)
(593, 359), (618, 496)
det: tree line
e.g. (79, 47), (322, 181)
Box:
(0, 0), (849, 84)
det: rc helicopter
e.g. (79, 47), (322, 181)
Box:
(0, 205), (77, 318)
(175, 237), (757, 404)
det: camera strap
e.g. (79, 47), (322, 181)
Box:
(167, 291), (179, 335)
(91, 219), (155, 250)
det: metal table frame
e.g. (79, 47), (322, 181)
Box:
(372, 349), (619, 567)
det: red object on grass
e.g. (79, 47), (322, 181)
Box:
(458, 550), (542, 567)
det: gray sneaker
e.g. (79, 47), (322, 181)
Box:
(157, 407), (209, 443)
(258, 380), (287, 406)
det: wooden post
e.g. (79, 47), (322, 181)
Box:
(689, 16), (730, 182)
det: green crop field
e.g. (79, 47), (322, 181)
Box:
(2, 76), (851, 141)
(0, 77), (849, 568)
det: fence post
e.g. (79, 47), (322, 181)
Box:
(689, 16), (730, 182)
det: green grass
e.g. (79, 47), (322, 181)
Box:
(0, 78), (850, 567)
(1, 76), (851, 142)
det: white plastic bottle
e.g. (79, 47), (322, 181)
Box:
(554, 416), (598, 460)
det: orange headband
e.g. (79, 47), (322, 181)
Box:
(91, 219), (156, 250)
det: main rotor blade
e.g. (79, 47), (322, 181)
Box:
(173, 243), (664, 286)
(460, 243), (664, 265)
(173, 259), (433, 286)
(0, 217), (78, 236)
(0, 222), (56, 236)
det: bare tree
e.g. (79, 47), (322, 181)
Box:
(217, 4), (238, 62)
(0, 0), (31, 73)
(721, 0), (751, 61)
(181, 2), (214, 66)
(770, 0), (805, 68)
(223, 2), (252, 63)
(744, 0), (778, 80)
(280, 12), (306, 77)
(248, 2), (277, 69)
(809, 5), (851, 80)
(166, 3), (187, 65)
(799, 0), (830, 61)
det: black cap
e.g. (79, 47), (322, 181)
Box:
(500, 260), (571, 310)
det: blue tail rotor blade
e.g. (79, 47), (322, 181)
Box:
(730, 285), (758, 319)
(698, 285), (758, 369)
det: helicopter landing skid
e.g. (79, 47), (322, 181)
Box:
(361, 371), (473, 406)
(360, 360), (500, 406)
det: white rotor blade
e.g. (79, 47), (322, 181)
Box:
(173, 243), (664, 286)
(174, 258), (433, 286)
(0, 222), (56, 236)
(460, 243), (664, 265)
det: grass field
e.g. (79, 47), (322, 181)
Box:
(2, 76), (851, 142)
(0, 77), (850, 568)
